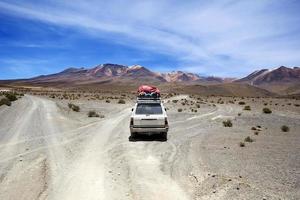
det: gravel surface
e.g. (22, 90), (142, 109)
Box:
(0, 95), (299, 200)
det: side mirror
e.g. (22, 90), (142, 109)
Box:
(131, 108), (134, 111)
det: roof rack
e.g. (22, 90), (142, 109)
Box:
(137, 97), (161, 103)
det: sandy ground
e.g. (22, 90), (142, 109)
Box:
(0, 94), (299, 200)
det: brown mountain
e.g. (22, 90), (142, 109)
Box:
(0, 63), (279, 97)
(236, 66), (300, 93)
(161, 71), (200, 82)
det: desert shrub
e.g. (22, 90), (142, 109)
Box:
(68, 103), (80, 112)
(238, 113), (242, 116)
(88, 110), (100, 117)
(0, 98), (11, 106)
(5, 93), (17, 101)
(105, 99), (111, 103)
(244, 136), (254, 142)
(294, 104), (300, 107)
(254, 131), (259, 135)
(238, 101), (245, 105)
(178, 108), (183, 112)
(196, 104), (200, 108)
(243, 105), (251, 110)
(281, 125), (289, 132)
(264, 103), (268, 106)
(239, 142), (245, 147)
(251, 127), (257, 130)
(262, 107), (272, 114)
(172, 100), (178, 103)
(118, 99), (126, 104)
(223, 120), (232, 127)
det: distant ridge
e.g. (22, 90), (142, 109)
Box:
(18, 63), (231, 84)
(0, 64), (298, 96)
(236, 66), (300, 93)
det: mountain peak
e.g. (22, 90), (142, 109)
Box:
(236, 66), (300, 86)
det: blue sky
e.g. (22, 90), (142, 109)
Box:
(0, 0), (300, 79)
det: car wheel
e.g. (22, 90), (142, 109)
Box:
(161, 132), (167, 141)
(129, 132), (137, 141)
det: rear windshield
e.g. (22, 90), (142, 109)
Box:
(136, 103), (163, 115)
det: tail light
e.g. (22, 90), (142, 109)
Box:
(165, 117), (168, 126)
(130, 117), (134, 126)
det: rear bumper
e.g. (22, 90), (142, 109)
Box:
(130, 126), (168, 134)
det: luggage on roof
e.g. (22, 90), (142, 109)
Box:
(137, 85), (160, 99)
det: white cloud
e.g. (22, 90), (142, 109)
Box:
(0, 0), (299, 77)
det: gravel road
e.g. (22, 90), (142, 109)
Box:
(0, 95), (299, 200)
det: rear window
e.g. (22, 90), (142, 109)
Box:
(136, 103), (163, 115)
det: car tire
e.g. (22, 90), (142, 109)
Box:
(129, 132), (137, 141)
(161, 132), (167, 141)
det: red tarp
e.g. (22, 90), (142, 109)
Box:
(138, 85), (160, 96)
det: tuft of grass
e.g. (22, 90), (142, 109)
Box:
(244, 136), (254, 142)
(0, 98), (11, 106)
(223, 120), (232, 127)
(88, 110), (100, 117)
(4, 93), (17, 101)
(118, 99), (126, 104)
(281, 125), (289, 132)
(243, 105), (251, 110)
(68, 103), (80, 112)
(178, 108), (183, 112)
(238, 101), (245, 105)
(239, 142), (245, 147)
(262, 107), (272, 114)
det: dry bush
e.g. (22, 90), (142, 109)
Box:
(244, 136), (254, 142)
(262, 107), (272, 114)
(243, 105), (251, 110)
(281, 125), (289, 132)
(239, 142), (245, 147)
(0, 98), (11, 106)
(238, 101), (245, 105)
(223, 120), (232, 127)
(68, 103), (80, 112)
(4, 93), (17, 101)
(178, 108), (183, 112)
(118, 99), (126, 104)
(88, 110), (100, 117)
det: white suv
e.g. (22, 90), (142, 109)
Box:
(130, 98), (169, 140)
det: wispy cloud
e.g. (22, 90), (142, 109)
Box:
(0, 0), (299, 77)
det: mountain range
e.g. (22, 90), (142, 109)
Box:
(0, 64), (299, 96)
(30, 63), (230, 84)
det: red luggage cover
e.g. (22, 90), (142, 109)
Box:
(138, 85), (160, 95)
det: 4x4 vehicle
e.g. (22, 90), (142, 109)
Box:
(130, 97), (169, 140)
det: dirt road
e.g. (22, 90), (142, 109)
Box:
(0, 95), (299, 199)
